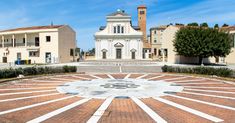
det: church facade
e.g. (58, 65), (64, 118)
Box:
(94, 9), (143, 60)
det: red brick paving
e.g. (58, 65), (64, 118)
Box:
(150, 75), (179, 81)
(0, 88), (56, 93)
(0, 90), (58, 100)
(0, 97), (81, 122)
(184, 87), (235, 92)
(74, 74), (96, 79)
(110, 74), (127, 79)
(163, 96), (235, 122)
(142, 74), (162, 79)
(182, 84), (233, 87)
(94, 74), (110, 79)
(184, 90), (235, 98)
(167, 77), (200, 82)
(0, 73), (234, 122)
(128, 74), (143, 79)
(98, 99), (155, 123)
(142, 98), (212, 123)
(43, 99), (103, 123)
(0, 94), (67, 111)
(176, 93), (235, 107)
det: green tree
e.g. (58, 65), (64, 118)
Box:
(187, 22), (199, 27)
(200, 22), (209, 27)
(173, 27), (232, 64)
(222, 23), (229, 27)
(214, 24), (219, 29)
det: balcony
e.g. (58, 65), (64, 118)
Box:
(27, 42), (40, 47)
(4, 43), (13, 47)
(15, 43), (26, 47)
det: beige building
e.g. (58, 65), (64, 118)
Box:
(150, 26), (167, 61)
(151, 25), (235, 64)
(0, 25), (77, 64)
(223, 27), (235, 64)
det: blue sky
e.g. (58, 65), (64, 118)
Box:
(0, 0), (235, 51)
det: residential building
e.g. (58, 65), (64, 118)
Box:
(0, 25), (76, 64)
(151, 25), (235, 64)
(223, 26), (235, 64)
(150, 26), (167, 61)
(95, 9), (143, 60)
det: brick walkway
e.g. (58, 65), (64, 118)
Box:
(0, 73), (234, 123)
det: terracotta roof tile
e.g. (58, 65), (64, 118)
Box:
(0, 25), (64, 33)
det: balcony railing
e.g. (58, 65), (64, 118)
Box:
(27, 42), (36, 47)
(4, 43), (13, 47)
(15, 43), (26, 47)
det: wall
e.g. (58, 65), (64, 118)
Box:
(58, 25), (76, 63)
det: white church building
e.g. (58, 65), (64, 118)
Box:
(95, 9), (143, 60)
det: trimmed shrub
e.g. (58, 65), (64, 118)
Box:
(0, 65), (77, 79)
(161, 65), (234, 78)
(63, 66), (77, 73)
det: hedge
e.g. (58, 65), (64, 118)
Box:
(0, 66), (77, 79)
(162, 65), (234, 77)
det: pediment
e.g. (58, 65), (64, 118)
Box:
(130, 49), (137, 52)
(114, 42), (124, 47)
(101, 49), (108, 52)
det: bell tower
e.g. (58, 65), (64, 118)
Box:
(138, 5), (147, 42)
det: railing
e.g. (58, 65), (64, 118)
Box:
(4, 43), (13, 47)
(27, 42), (38, 47)
(15, 43), (25, 47)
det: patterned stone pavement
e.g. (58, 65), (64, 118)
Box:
(0, 73), (234, 123)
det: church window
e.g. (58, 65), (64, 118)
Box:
(114, 27), (116, 33)
(140, 11), (145, 14)
(121, 26), (124, 33)
(117, 25), (120, 33)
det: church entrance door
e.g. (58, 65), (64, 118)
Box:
(116, 49), (122, 59)
(131, 52), (135, 59)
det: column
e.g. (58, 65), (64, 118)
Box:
(12, 35), (15, 47)
(24, 33), (27, 47)
(1, 36), (4, 48)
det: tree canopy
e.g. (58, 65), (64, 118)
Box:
(200, 22), (209, 27)
(173, 27), (232, 64)
(214, 24), (219, 29)
(222, 23), (229, 27)
(187, 22), (199, 27)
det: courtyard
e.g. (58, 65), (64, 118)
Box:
(0, 71), (234, 122)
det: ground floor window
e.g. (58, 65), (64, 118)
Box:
(29, 51), (39, 57)
(154, 48), (157, 55)
(70, 49), (74, 56)
(102, 52), (106, 59)
(45, 52), (51, 63)
(17, 52), (21, 60)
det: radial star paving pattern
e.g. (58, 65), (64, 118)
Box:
(0, 73), (234, 123)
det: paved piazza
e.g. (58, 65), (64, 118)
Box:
(0, 73), (235, 122)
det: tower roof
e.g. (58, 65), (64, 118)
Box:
(138, 5), (147, 9)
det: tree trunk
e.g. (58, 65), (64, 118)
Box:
(199, 57), (203, 65)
